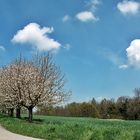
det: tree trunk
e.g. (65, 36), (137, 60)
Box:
(8, 109), (10, 116)
(9, 108), (14, 117)
(2, 109), (6, 114)
(16, 107), (21, 118)
(28, 106), (33, 122)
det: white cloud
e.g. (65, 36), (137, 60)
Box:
(87, 0), (101, 12)
(118, 39), (140, 69)
(100, 49), (128, 69)
(63, 44), (71, 51)
(62, 15), (71, 22)
(0, 45), (5, 51)
(125, 39), (140, 68)
(107, 53), (121, 66)
(117, 0), (140, 15)
(90, 0), (100, 5)
(11, 23), (61, 51)
(100, 48), (122, 66)
(119, 64), (128, 69)
(76, 11), (98, 22)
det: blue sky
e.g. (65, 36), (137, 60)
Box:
(1, 0), (140, 102)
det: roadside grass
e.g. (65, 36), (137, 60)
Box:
(0, 114), (140, 140)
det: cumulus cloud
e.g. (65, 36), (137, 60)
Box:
(119, 64), (128, 69)
(63, 44), (71, 51)
(76, 11), (98, 22)
(87, 0), (101, 12)
(0, 45), (5, 51)
(100, 48), (128, 70)
(118, 39), (140, 69)
(100, 48), (122, 66)
(117, 0), (140, 15)
(11, 23), (61, 51)
(90, 0), (100, 5)
(125, 39), (140, 68)
(75, 0), (100, 23)
(62, 15), (71, 22)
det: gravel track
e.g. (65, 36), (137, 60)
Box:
(0, 126), (43, 140)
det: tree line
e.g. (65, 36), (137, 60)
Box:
(0, 54), (70, 122)
(37, 89), (140, 120)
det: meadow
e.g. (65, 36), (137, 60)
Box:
(0, 114), (140, 140)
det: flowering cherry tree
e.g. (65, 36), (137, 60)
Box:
(0, 54), (70, 122)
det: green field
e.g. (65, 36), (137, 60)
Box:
(0, 114), (140, 140)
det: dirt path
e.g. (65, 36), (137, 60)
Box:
(0, 126), (43, 140)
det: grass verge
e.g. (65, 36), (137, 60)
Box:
(0, 114), (140, 140)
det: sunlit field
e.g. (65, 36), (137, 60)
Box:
(0, 114), (140, 140)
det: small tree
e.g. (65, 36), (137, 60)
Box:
(25, 54), (70, 122)
(0, 67), (18, 117)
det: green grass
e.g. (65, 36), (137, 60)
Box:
(0, 114), (140, 140)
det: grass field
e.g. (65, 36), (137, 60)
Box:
(0, 114), (140, 140)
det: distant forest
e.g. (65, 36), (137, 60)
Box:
(37, 88), (140, 120)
